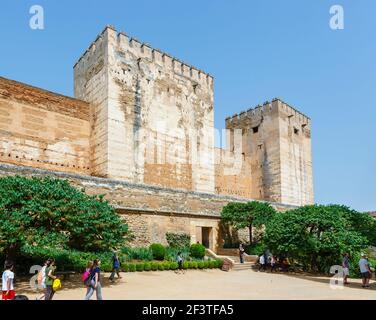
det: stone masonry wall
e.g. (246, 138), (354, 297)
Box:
(0, 77), (91, 175)
(222, 98), (313, 206)
(74, 25), (215, 193)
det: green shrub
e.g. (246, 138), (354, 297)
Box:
(166, 232), (191, 249)
(129, 263), (136, 272)
(209, 260), (217, 268)
(150, 243), (166, 261)
(151, 262), (158, 271)
(183, 261), (189, 269)
(163, 261), (171, 270)
(203, 261), (210, 269)
(165, 246), (190, 262)
(136, 263), (144, 272)
(170, 262), (179, 270)
(216, 259), (224, 268)
(190, 244), (206, 259)
(121, 247), (153, 261)
(191, 261), (198, 269)
(144, 262), (151, 271)
(158, 262), (165, 271)
(198, 261), (205, 269)
(245, 243), (266, 256)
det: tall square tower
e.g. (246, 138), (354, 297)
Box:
(74, 26), (215, 193)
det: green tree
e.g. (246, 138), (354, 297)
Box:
(221, 201), (276, 244)
(264, 205), (367, 272)
(329, 204), (376, 246)
(0, 176), (130, 264)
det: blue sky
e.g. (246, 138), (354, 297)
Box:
(0, 0), (375, 211)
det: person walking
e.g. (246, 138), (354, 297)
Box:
(239, 244), (245, 264)
(359, 253), (371, 288)
(83, 261), (94, 296)
(2, 263), (15, 300)
(176, 252), (184, 274)
(85, 259), (103, 300)
(36, 260), (48, 300)
(109, 253), (122, 282)
(342, 253), (350, 285)
(45, 258), (58, 300)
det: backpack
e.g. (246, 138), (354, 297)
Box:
(82, 270), (91, 286)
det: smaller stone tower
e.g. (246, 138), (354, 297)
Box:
(224, 98), (313, 206)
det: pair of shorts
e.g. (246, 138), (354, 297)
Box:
(2, 290), (15, 300)
(361, 271), (371, 279)
(343, 267), (349, 276)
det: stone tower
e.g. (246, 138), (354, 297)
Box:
(224, 98), (313, 206)
(73, 25), (215, 193)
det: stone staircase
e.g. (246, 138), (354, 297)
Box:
(206, 249), (258, 271)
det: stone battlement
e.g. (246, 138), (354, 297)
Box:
(74, 25), (213, 87)
(225, 98), (310, 128)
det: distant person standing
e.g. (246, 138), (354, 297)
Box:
(359, 253), (371, 288)
(258, 254), (265, 271)
(109, 253), (122, 282)
(270, 256), (277, 272)
(239, 244), (245, 264)
(2, 263), (15, 300)
(342, 253), (350, 285)
(176, 252), (184, 274)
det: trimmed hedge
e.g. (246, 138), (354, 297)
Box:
(144, 262), (151, 271)
(190, 244), (206, 259)
(150, 243), (167, 261)
(136, 263), (144, 272)
(151, 262), (158, 271)
(122, 259), (224, 273)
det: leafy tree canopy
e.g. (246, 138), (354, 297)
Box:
(263, 204), (368, 272)
(221, 201), (276, 243)
(0, 176), (130, 262)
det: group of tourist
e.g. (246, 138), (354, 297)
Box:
(2, 249), (374, 300)
(238, 243), (374, 288)
(239, 244), (278, 272)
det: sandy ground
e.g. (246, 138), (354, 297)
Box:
(16, 269), (376, 300)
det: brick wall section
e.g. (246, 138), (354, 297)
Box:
(0, 77), (91, 174)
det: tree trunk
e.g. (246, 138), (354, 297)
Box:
(249, 225), (253, 245)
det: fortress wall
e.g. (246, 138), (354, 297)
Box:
(0, 163), (296, 249)
(214, 147), (254, 199)
(0, 77), (90, 174)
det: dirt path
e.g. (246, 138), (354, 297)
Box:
(16, 269), (376, 300)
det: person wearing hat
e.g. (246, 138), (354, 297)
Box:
(359, 253), (372, 288)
